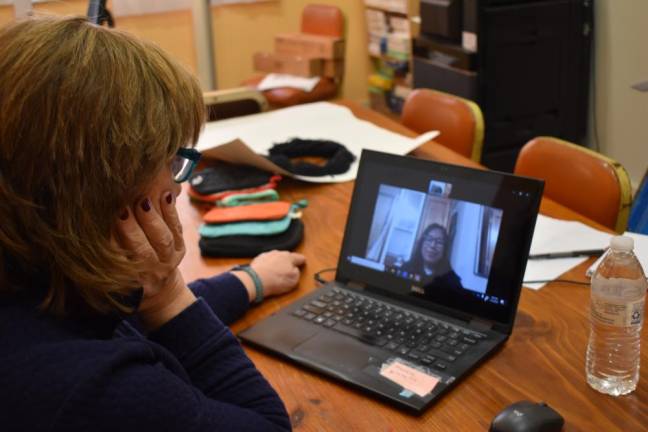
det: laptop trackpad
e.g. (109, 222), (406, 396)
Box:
(293, 332), (371, 372)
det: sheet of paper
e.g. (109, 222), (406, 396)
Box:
(587, 231), (648, 277)
(523, 215), (613, 290)
(529, 215), (612, 255)
(380, 360), (439, 397)
(523, 257), (589, 290)
(201, 139), (293, 176)
(196, 102), (440, 183)
(257, 73), (321, 92)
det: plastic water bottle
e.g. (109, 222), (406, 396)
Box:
(586, 236), (647, 396)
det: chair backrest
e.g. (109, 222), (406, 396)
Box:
(401, 89), (484, 162)
(514, 137), (633, 232)
(203, 87), (268, 122)
(301, 4), (344, 38)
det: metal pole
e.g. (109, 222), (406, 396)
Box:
(191, 0), (216, 90)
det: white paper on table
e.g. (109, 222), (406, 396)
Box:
(522, 215), (613, 290)
(586, 231), (648, 277)
(257, 74), (321, 92)
(523, 257), (589, 290)
(196, 102), (440, 183)
(529, 215), (612, 255)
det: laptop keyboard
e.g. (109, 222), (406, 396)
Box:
(292, 288), (487, 372)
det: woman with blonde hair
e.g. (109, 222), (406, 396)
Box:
(0, 16), (302, 431)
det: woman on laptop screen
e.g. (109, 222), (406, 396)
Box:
(403, 224), (464, 294)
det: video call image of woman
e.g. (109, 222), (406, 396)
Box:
(358, 182), (503, 298)
(402, 223), (464, 294)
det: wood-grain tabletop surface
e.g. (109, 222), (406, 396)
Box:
(177, 100), (647, 432)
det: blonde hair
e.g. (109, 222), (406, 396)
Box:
(0, 16), (205, 315)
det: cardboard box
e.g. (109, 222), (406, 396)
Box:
(364, 0), (408, 14)
(253, 52), (323, 78)
(275, 33), (345, 60)
(322, 59), (344, 80)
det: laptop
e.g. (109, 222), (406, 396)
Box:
(239, 150), (544, 413)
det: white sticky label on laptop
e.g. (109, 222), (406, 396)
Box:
(380, 359), (440, 397)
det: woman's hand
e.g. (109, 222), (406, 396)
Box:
(232, 251), (306, 303)
(115, 191), (196, 330)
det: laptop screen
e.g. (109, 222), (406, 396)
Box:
(336, 150), (543, 326)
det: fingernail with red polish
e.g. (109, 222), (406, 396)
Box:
(120, 209), (129, 220)
(165, 193), (173, 204)
(141, 199), (151, 212)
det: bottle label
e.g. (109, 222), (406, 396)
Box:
(591, 297), (645, 327)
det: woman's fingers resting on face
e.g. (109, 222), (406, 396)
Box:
(160, 191), (185, 252)
(250, 250), (306, 298)
(133, 195), (180, 263)
(115, 190), (195, 330)
(115, 191), (186, 298)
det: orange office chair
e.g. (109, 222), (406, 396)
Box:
(203, 88), (268, 121)
(401, 89), (484, 162)
(514, 137), (633, 232)
(243, 4), (345, 108)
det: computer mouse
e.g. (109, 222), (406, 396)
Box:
(489, 400), (565, 432)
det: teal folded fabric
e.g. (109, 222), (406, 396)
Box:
(200, 201), (308, 238)
(217, 189), (280, 207)
(200, 215), (292, 238)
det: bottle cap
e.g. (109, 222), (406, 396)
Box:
(609, 235), (634, 251)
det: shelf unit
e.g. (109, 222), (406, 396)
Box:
(364, 0), (419, 117)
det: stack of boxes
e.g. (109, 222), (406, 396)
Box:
(364, 0), (416, 116)
(253, 32), (345, 80)
(365, 0), (408, 14)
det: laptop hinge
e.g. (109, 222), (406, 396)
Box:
(469, 317), (494, 332)
(346, 281), (367, 290)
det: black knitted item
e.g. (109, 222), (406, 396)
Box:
(267, 138), (355, 176)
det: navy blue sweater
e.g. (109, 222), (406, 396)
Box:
(0, 273), (291, 431)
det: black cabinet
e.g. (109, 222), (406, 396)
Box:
(413, 0), (593, 171)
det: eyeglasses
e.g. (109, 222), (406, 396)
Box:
(422, 236), (446, 247)
(171, 148), (201, 183)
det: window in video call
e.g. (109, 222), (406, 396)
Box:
(347, 180), (505, 305)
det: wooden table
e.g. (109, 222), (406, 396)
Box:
(177, 100), (648, 432)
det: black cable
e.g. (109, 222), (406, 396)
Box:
(523, 279), (590, 286)
(314, 268), (337, 285)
